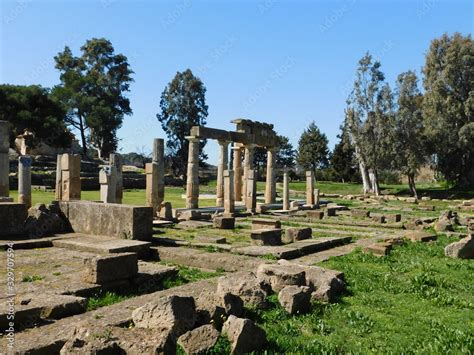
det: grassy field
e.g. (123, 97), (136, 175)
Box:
(254, 235), (474, 353)
(9, 181), (473, 208)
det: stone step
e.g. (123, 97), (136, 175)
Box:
(52, 233), (152, 259)
(0, 234), (77, 250)
(152, 220), (175, 228)
(232, 236), (352, 260)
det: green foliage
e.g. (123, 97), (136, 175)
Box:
(156, 69), (208, 176)
(254, 135), (296, 175)
(0, 84), (71, 147)
(331, 125), (360, 183)
(422, 32), (474, 186)
(21, 275), (43, 282)
(52, 38), (134, 158)
(87, 291), (129, 311)
(161, 264), (223, 289)
(296, 121), (329, 171)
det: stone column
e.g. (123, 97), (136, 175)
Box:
(0, 120), (10, 198)
(152, 138), (165, 207)
(55, 154), (62, 200)
(242, 144), (255, 201)
(110, 154), (123, 204)
(232, 145), (243, 201)
(264, 148), (277, 204)
(99, 166), (117, 203)
(245, 169), (257, 213)
(216, 140), (229, 207)
(186, 137), (200, 209)
(314, 188), (320, 207)
(18, 155), (32, 208)
(283, 171), (290, 211)
(306, 170), (315, 206)
(145, 162), (159, 214)
(223, 169), (235, 216)
(61, 154), (81, 201)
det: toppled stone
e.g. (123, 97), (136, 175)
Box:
(290, 201), (300, 210)
(252, 219), (281, 230)
(351, 209), (370, 218)
(363, 242), (392, 257)
(444, 236), (474, 259)
(222, 315), (267, 354)
(250, 229), (282, 246)
(404, 231), (437, 243)
(385, 213), (401, 223)
(326, 207), (337, 217)
(283, 227), (312, 243)
(213, 216), (235, 229)
(25, 202), (70, 238)
(256, 264), (306, 293)
(307, 210), (324, 220)
(194, 235), (227, 244)
(178, 324), (220, 355)
(195, 290), (243, 329)
(435, 218), (454, 232)
(419, 204), (435, 211)
(278, 285), (311, 315)
(132, 295), (196, 336)
(0, 202), (28, 237)
(217, 272), (269, 309)
(371, 214), (386, 223)
(159, 202), (173, 220)
(406, 197), (418, 204)
(83, 252), (138, 284)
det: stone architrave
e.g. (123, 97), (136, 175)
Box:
(0, 120), (10, 198)
(61, 154), (81, 201)
(99, 166), (117, 203)
(145, 162), (159, 214)
(242, 144), (255, 201)
(245, 169), (257, 213)
(18, 155), (32, 208)
(186, 137), (200, 209)
(55, 154), (62, 200)
(216, 140), (229, 207)
(224, 169), (235, 216)
(232, 145), (243, 202)
(110, 153), (123, 204)
(152, 138), (165, 207)
(306, 171), (315, 206)
(264, 148), (277, 204)
(283, 171), (290, 211)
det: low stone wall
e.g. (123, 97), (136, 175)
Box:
(0, 203), (27, 238)
(59, 201), (153, 240)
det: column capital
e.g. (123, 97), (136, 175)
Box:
(185, 136), (200, 142)
(217, 139), (231, 146)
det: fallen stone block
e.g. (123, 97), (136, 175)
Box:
(444, 236), (474, 259)
(283, 227), (312, 243)
(132, 295), (196, 336)
(195, 290), (243, 329)
(326, 207), (337, 217)
(250, 229), (282, 246)
(278, 285), (312, 314)
(435, 217), (454, 232)
(307, 210), (324, 220)
(217, 272), (269, 309)
(419, 204), (435, 211)
(406, 197), (418, 204)
(0, 202), (27, 237)
(256, 264), (306, 293)
(159, 202), (174, 220)
(290, 201), (300, 210)
(363, 242), (392, 257)
(385, 214), (401, 223)
(194, 235), (227, 244)
(404, 231), (437, 243)
(222, 315), (267, 354)
(252, 219), (281, 230)
(351, 209), (370, 218)
(83, 253), (138, 284)
(371, 214), (386, 223)
(213, 216), (235, 229)
(178, 324), (220, 355)
(421, 196), (431, 201)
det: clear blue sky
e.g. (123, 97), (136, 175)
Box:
(1, 0), (472, 164)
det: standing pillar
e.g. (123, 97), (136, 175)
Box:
(306, 171), (315, 206)
(152, 138), (165, 207)
(242, 144), (255, 201)
(283, 171), (290, 211)
(264, 148), (277, 204)
(110, 154), (123, 204)
(55, 154), (62, 200)
(223, 169), (235, 216)
(61, 154), (81, 201)
(314, 188), (320, 208)
(99, 166), (117, 203)
(186, 137), (200, 209)
(145, 162), (159, 214)
(216, 140), (229, 207)
(232, 145), (243, 201)
(0, 120), (10, 199)
(245, 169), (257, 213)
(18, 155), (32, 208)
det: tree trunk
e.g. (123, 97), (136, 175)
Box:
(369, 169), (380, 196)
(359, 161), (371, 194)
(78, 113), (88, 157)
(408, 173), (418, 199)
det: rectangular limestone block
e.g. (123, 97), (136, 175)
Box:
(0, 203), (27, 237)
(252, 219), (281, 230)
(404, 231), (437, 243)
(213, 216), (235, 229)
(251, 229), (282, 246)
(307, 210), (324, 220)
(83, 252), (138, 284)
(385, 214), (401, 223)
(363, 242), (392, 257)
(61, 171), (81, 200)
(326, 208), (337, 217)
(61, 154), (81, 175)
(283, 227), (312, 243)
(59, 201), (153, 240)
(371, 215), (386, 223)
(351, 209), (370, 218)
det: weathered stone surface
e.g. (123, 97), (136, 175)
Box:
(59, 200), (153, 240)
(404, 231), (437, 243)
(195, 289), (243, 329)
(178, 324), (220, 355)
(444, 236), (474, 259)
(406, 197), (418, 204)
(0, 202), (27, 237)
(222, 315), (267, 354)
(284, 227), (312, 243)
(83, 252), (138, 284)
(290, 200), (300, 210)
(159, 201), (173, 220)
(363, 242), (392, 257)
(213, 216), (235, 229)
(256, 264), (306, 292)
(217, 272), (269, 309)
(435, 214), (454, 232)
(278, 285), (312, 314)
(351, 209), (370, 218)
(252, 219), (281, 230)
(326, 207), (337, 217)
(25, 202), (70, 238)
(132, 295), (196, 336)
(307, 210), (324, 219)
(419, 204), (435, 211)
(251, 229), (282, 246)
(385, 213), (401, 223)
(194, 235), (227, 244)
(371, 214), (386, 223)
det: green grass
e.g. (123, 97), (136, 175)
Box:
(87, 291), (130, 311)
(21, 275), (44, 282)
(253, 236), (473, 353)
(161, 264), (224, 289)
